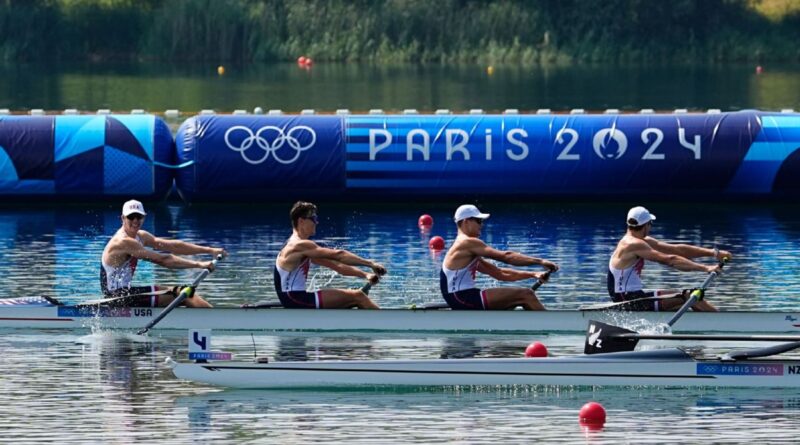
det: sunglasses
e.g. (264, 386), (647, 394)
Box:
(304, 214), (319, 224)
(468, 217), (484, 225)
(125, 213), (145, 221)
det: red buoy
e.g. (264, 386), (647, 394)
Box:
(418, 214), (433, 227)
(524, 341), (548, 357)
(297, 56), (307, 65)
(756, 65), (763, 74)
(579, 401), (606, 426)
(305, 57), (314, 66)
(428, 236), (445, 250)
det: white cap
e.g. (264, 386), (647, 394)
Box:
(627, 206), (655, 226)
(454, 204), (490, 223)
(122, 200), (147, 216)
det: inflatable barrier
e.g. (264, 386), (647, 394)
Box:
(0, 115), (174, 198)
(174, 111), (800, 200)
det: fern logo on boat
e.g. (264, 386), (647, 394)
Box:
(224, 125), (317, 165)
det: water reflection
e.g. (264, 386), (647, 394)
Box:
(174, 386), (800, 444)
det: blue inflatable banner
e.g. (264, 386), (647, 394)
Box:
(0, 115), (174, 198)
(345, 111), (799, 195)
(170, 111), (800, 200)
(175, 115), (345, 199)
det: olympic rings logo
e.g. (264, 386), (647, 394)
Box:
(224, 125), (317, 165)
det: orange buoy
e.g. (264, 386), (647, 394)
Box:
(524, 341), (548, 358)
(428, 236), (445, 250)
(217, 65), (225, 76)
(579, 401), (606, 426)
(418, 214), (433, 227)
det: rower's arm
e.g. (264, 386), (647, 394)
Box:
(473, 242), (559, 270)
(645, 237), (731, 261)
(124, 240), (212, 270)
(143, 232), (226, 257)
(634, 243), (714, 272)
(477, 259), (538, 282)
(301, 242), (385, 274)
(311, 258), (370, 279)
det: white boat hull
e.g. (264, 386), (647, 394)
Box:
(1, 304), (800, 333)
(169, 349), (800, 388)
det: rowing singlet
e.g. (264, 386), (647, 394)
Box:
(274, 242), (321, 308)
(440, 258), (488, 310)
(274, 257), (311, 292)
(441, 257), (480, 293)
(607, 256), (645, 295)
(100, 230), (142, 293)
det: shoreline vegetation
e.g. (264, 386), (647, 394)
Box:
(2, 0), (800, 64)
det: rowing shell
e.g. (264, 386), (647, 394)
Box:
(2, 300), (800, 333)
(168, 348), (800, 388)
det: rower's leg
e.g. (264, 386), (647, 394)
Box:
(692, 300), (718, 312)
(484, 288), (546, 311)
(184, 293), (213, 308)
(318, 288), (380, 309)
(154, 286), (212, 308)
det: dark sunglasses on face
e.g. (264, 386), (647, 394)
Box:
(126, 213), (145, 221)
(469, 217), (484, 225)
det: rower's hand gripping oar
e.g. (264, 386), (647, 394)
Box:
(531, 268), (554, 291)
(665, 255), (728, 327)
(359, 264), (387, 295)
(584, 256), (728, 355)
(136, 254), (223, 335)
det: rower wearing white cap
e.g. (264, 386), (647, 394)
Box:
(440, 204), (558, 310)
(100, 199), (226, 308)
(607, 205), (731, 311)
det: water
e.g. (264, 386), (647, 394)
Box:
(3, 330), (800, 444)
(2, 62), (800, 112)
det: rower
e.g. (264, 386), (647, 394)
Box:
(274, 201), (386, 309)
(100, 200), (226, 308)
(440, 204), (558, 310)
(607, 206), (731, 311)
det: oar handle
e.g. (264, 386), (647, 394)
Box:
(666, 257), (727, 327)
(136, 254), (223, 335)
(531, 269), (554, 291)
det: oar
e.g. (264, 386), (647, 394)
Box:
(584, 257), (728, 355)
(413, 268), (555, 310)
(665, 256), (728, 327)
(136, 254), (223, 335)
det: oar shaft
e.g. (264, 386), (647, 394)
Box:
(666, 259), (726, 327)
(136, 254), (222, 335)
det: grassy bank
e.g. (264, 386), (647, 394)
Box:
(2, 0), (799, 63)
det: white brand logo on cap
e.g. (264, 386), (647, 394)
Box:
(122, 200), (147, 216)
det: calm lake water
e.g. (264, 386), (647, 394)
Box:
(3, 61), (800, 443)
(2, 62), (800, 113)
